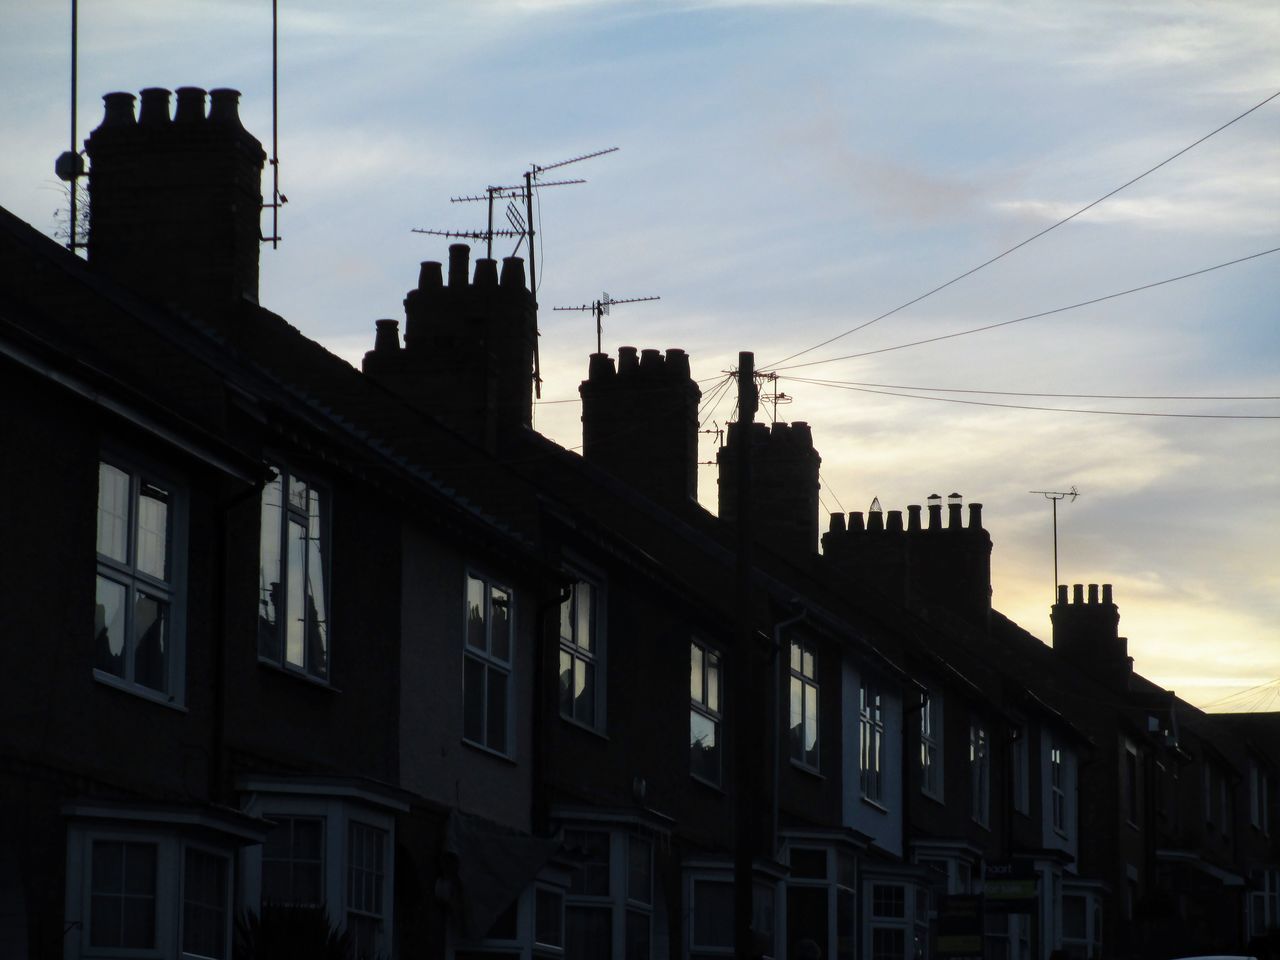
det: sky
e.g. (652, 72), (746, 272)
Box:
(3, 0), (1278, 711)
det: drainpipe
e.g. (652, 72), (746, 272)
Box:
(772, 603), (808, 858)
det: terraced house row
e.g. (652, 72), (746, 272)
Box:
(1, 86), (1277, 960)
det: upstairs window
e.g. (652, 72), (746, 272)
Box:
(1011, 726), (1029, 815)
(258, 465), (330, 680)
(690, 640), (723, 786)
(1051, 744), (1066, 834)
(464, 573), (514, 755)
(970, 723), (989, 827)
(920, 692), (943, 800)
(860, 682), (884, 803)
(559, 579), (603, 730)
(789, 639), (820, 770)
(95, 458), (184, 700)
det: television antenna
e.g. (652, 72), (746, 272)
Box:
(416, 147), (619, 396)
(757, 371), (791, 423)
(1030, 486), (1079, 600)
(553, 293), (660, 355)
(54, 0), (86, 252)
(262, 0), (287, 247)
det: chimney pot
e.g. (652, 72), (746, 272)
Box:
(1088, 583), (1099, 604)
(1073, 584), (1084, 604)
(887, 509), (903, 533)
(448, 244), (470, 287)
(947, 499), (963, 529)
(1057, 584), (1069, 605)
(969, 503), (983, 529)
(791, 421), (813, 446)
(640, 348), (663, 373)
(373, 319), (400, 353)
(207, 88), (245, 128)
(617, 346), (640, 375)
(173, 86), (207, 124)
(907, 504), (922, 532)
(99, 91), (137, 128)
(588, 352), (615, 380)
(927, 494), (942, 531)
(138, 87), (172, 127)
(830, 513), (847, 533)
(418, 261), (443, 290)
(849, 512), (865, 532)
(473, 258), (499, 287)
(665, 348), (690, 378)
(1103, 583), (1113, 605)
(499, 256), (526, 289)
(868, 510), (884, 532)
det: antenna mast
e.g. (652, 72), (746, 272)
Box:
(54, 0), (86, 252)
(1030, 486), (1079, 600)
(553, 293), (660, 355)
(262, 0), (286, 247)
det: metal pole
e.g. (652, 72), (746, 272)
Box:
(271, 0), (280, 248)
(69, 0), (77, 252)
(1052, 496), (1058, 597)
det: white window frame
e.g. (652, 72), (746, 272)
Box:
(861, 682), (885, 805)
(1051, 744), (1067, 835)
(969, 723), (989, 828)
(782, 843), (856, 960)
(451, 879), (568, 959)
(685, 868), (735, 958)
(257, 462), (331, 682)
(238, 780), (406, 956)
(561, 826), (655, 960)
(64, 821), (239, 960)
(789, 638), (820, 771)
(464, 571), (515, 756)
(94, 455), (188, 705)
(863, 877), (929, 960)
(690, 639), (723, 787)
(559, 576), (605, 732)
(920, 691), (943, 801)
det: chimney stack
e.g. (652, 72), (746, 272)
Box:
(1052, 582), (1131, 686)
(84, 88), (266, 319)
(578, 346), (702, 508)
(362, 247), (536, 448)
(717, 420), (822, 561)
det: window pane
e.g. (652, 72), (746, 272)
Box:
(872, 927), (906, 960)
(560, 592), (574, 645)
(135, 481), (170, 580)
(628, 836), (652, 905)
(306, 490), (328, 678)
(790, 676), (804, 759)
(133, 592), (168, 693)
(706, 652), (720, 712)
(576, 582), (593, 652)
(566, 829), (610, 896)
(802, 649), (814, 678)
(804, 684), (819, 765)
(90, 841), (156, 949)
(94, 576), (127, 678)
(690, 643), (703, 702)
(790, 848), (827, 880)
(625, 908), (651, 960)
(183, 849), (228, 959)
(258, 472), (283, 660)
(536, 888), (564, 947)
(466, 577), (486, 650)
(575, 658), (595, 724)
(790, 641), (801, 672)
(486, 667), (508, 753)
(691, 710), (719, 783)
(559, 649), (574, 716)
(97, 462), (130, 561)
(693, 880), (733, 948)
(286, 519), (307, 667)
(288, 473), (309, 511)
(463, 655), (485, 743)
(567, 905), (612, 960)
(490, 587), (511, 662)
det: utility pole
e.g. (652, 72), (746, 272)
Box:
(733, 352), (759, 960)
(1030, 487), (1079, 598)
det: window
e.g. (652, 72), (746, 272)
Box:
(258, 464), (329, 680)
(1051, 744), (1066, 834)
(95, 458), (184, 699)
(1125, 745), (1139, 827)
(867, 881), (926, 960)
(465, 573), (514, 755)
(969, 723), (989, 827)
(559, 580), (603, 730)
(1251, 763), (1271, 835)
(563, 828), (655, 960)
(860, 682), (884, 803)
(347, 821), (388, 958)
(89, 839), (158, 949)
(1062, 891), (1102, 959)
(920, 692), (942, 800)
(690, 640), (723, 786)
(262, 816), (323, 906)
(1011, 727), (1028, 815)
(183, 847), (230, 960)
(691, 878), (733, 955)
(790, 639), (820, 769)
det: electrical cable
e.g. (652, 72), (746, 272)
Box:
(782, 377), (1280, 402)
(773, 246), (1280, 372)
(767, 88), (1280, 369)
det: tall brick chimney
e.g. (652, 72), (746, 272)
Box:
(84, 87), (266, 317)
(577, 346), (702, 509)
(822, 492), (992, 627)
(717, 420), (822, 561)
(362, 245), (537, 448)
(1052, 583), (1132, 687)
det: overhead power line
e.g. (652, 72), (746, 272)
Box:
(782, 378), (1280, 402)
(773, 246), (1280, 372)
(793, 381), (1280, 420)
(767, 87), (1280, 369)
